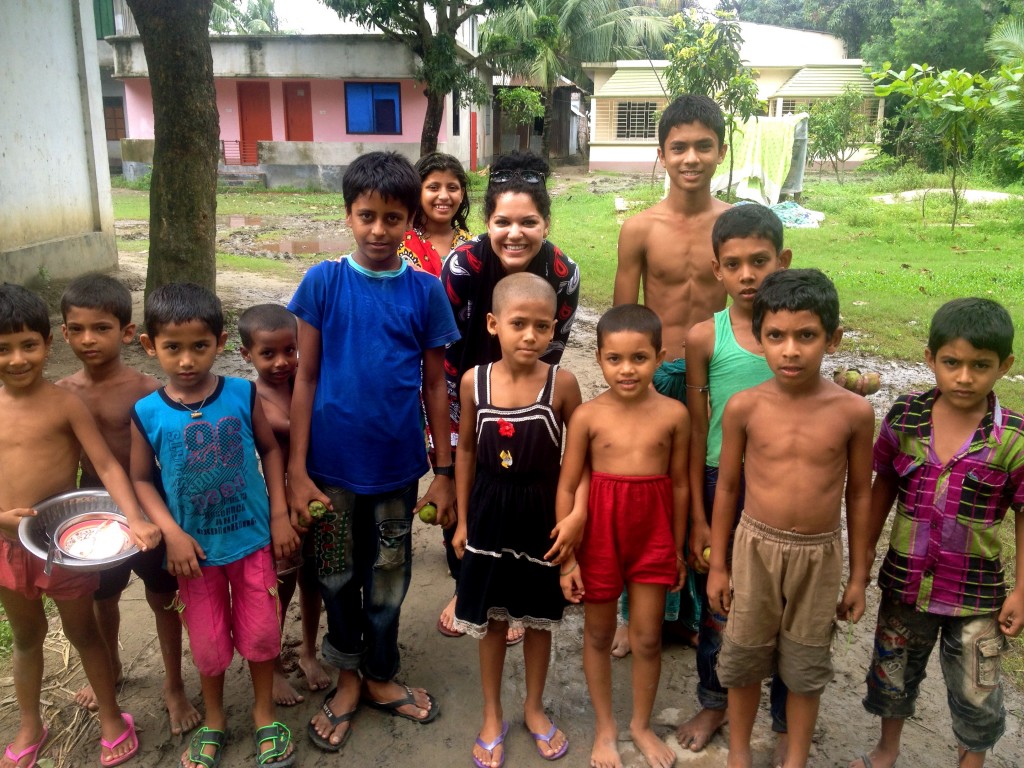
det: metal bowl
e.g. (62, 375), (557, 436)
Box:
(18, 490), (139, 572)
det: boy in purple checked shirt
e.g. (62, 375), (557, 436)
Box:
(847, 298), (1024, 768)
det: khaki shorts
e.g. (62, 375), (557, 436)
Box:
(717, 515), (841, 695)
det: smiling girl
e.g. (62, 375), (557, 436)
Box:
(399, 153), (473, 277)
(436, 151), (580, 644)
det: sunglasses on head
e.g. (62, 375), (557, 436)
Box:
(489, 169), (546, 184)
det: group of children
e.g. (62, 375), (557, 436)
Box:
(0, 93), (1021, 768)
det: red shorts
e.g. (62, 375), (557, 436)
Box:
(177, 546), (281, 677)
(576, 472), (677, 602)
(0, 536), (98, 601)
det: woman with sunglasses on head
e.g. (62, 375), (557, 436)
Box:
(400, 153), (473, 277)
(435, 151), (580, 646)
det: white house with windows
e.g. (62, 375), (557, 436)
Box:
(584, 22), (884, 172)
(109, 32), (494, 190)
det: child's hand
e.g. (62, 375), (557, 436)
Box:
(837, 582), (866, 623)
(671, 554), (687, 593)
(689, 521), (711, 572)
(545, 511), (585, 565)
(707, 566), (731, 616)
(165, 529), (206, 579)
(271, 513), (300, 561)
(559, 560), (584, 603)
(0, 506), (36, 537)
(288, 472), (330, 533)
(419, 479), (456, 528)
(999, 588), (1024, 638)
(128, 518), (162, 552)
(452, 524), (468, 560)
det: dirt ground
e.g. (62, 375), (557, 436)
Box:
(3, 194), (1024, 768)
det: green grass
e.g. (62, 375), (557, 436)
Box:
(215, 252), (304, 276)
(115, 238), (150, 253)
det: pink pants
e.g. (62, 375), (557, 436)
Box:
(177, 546), (281, 677)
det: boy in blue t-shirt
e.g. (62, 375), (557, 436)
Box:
(131, 283), (299, 768)
(288, 151), (460, 752)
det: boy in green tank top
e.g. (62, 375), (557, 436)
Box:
(678, 205), (791, 760)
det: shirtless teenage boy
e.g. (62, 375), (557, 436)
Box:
(615, 94), (730, 365)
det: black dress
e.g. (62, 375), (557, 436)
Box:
(452, 363), (566, 638)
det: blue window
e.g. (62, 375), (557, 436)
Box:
(345, 82), (401, 134)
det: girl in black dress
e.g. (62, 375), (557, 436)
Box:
(452, 273), (582, 768)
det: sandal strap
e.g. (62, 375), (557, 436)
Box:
(255, 722), (292, 764)
(186, 728), (225, 768)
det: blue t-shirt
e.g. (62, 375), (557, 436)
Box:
(288, 257), (460, 493)
(132, 376), (271, 567)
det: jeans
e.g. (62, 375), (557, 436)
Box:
(698, 466), (788, 732)
(864, 597), (1007, 752)
(313, 482), (417, 682)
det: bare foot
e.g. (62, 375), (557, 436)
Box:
(165, 683), (201, 736)
(631, 724), (676, 768)
(773, 733), (789, 768)
(506, 625), (525, 645)
(472, 719), (507, 768)
(272, 668), (305, 706)
(438, 594), (462, 636)
(298, 652), (331, 691)
(676, 707), (726, 752)
(76, 664), (123, 712)
(849, 747), (899, 768)
(591, 725), (622, 768)
(610, 623), (631, 658)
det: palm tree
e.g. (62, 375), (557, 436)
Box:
(210, 0), (279, 34)
(483, 0), (670, 159)
(985, 15), (1024, 65)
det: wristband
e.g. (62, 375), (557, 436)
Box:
(560, 561), (578, 577)
(432, 464), (455, 478)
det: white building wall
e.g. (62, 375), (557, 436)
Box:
(1, 0), (116, 282)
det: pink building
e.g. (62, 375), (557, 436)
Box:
(109, 34), (494, 190)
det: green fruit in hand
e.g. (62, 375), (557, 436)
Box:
(418, 503), (438, 524)
(863, 372), (881, 395)
(307, 501), (328, 520)
(844, 369), (862, 390)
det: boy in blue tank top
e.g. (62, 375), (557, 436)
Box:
(679, 205), (792, 759)
(130, 283), (300, 768)
(287, 151), (460, 752)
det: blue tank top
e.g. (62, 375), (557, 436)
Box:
(132, 376), (271, 566)
(706, 309), (772, 467)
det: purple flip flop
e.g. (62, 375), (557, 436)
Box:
(529, 722), (568, 761)
(472, 721), (509, 768)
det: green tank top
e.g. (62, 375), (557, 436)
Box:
(706, 309), (773, 467)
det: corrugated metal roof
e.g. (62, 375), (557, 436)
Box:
(773, 66), (873, 97)
(595, 68), (669, 98)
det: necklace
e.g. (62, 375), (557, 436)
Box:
(175, 376), (218, 419)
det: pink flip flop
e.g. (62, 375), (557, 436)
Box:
(4, 726), (48, 768)
(100, 713), (139, 767)
(528, 722), (568, 760)
(472, 721), (509, 768)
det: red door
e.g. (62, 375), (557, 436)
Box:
(237, 82), (272, 164)
(284, 81), (314, 141)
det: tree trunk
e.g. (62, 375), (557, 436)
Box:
(421, 90), (445, 156)
(126, 0), (219, 296)
(541, 88), (554, 161)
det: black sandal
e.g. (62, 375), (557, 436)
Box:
(307, 688), (356, 752)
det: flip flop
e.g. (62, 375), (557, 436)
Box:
(528, 722), (568, 761)
(4, 725), (48, 768)
(307, 688), (356, 753)
(181, 727), (226, 768)
(100, 713), (139, 767)
(436, 615), (465, 638)
(505, 627), (525, 647)
(255, 722), (294, 768)
(473, 721), (509, 768)
(362, 683), (440, 724)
